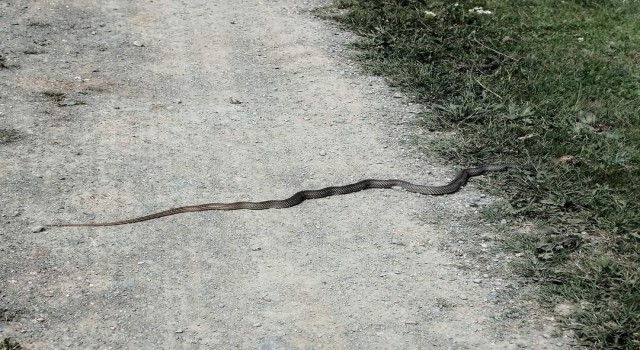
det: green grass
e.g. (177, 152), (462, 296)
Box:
(0, 338), (22, 350)
(318, 1), (640, 349)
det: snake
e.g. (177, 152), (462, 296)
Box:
(47, 164), (513, 227)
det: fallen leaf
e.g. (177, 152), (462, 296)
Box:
(554, 155), (574, 163)
(517, 133), (536, 140)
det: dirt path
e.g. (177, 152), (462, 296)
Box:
(1, 0), (575, 349)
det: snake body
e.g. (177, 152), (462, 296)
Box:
(48, 164), (513, 227)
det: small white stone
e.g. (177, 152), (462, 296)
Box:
(31, 225), (45, 233)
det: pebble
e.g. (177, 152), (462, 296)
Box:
(133, 40), (144, 47)
(460, 295), (468, 300)
(253, 323), (262, 327)
(473, 279), (482, 284)
(175, 329), (184, 333)
(319, 150), (327, 156)
(58, 100), (78, 106)
(31, 225), (46, 233)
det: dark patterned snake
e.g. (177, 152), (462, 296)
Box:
(47, 164), (513, 227)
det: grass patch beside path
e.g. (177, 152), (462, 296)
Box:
(318, 1), (640, 349)
(0, 338), (22, 350)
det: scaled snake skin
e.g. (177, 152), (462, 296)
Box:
(48, 164), (513, 227)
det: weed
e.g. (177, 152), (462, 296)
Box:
(0, 338), (21, 350)
(0, 129), (20, 144)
